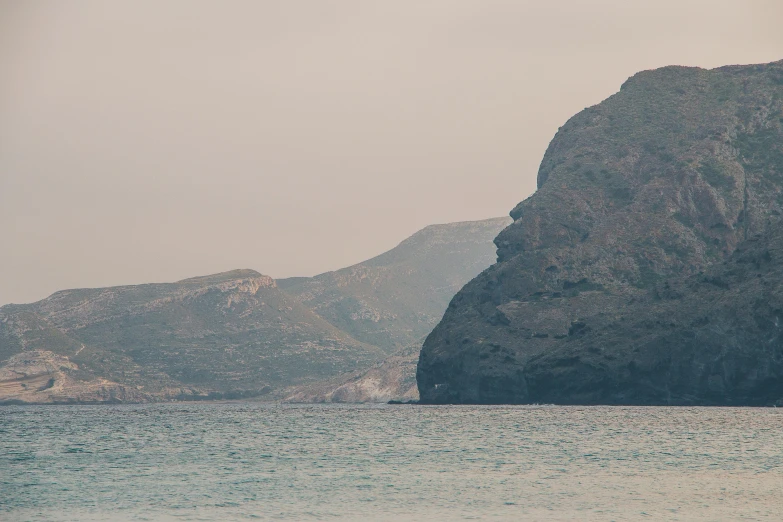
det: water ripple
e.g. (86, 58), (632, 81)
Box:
(0, 404), (781, 520)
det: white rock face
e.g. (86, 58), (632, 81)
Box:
(0, 350), (149, 404)
(283, 344), (420, 403)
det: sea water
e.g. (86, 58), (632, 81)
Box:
(1, 404), (781, 521)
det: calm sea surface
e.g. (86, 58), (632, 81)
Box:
(1, 404), (782, 521)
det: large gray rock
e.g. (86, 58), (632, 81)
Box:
(417, 59), (783, 405)
(523, 226), (783, 406)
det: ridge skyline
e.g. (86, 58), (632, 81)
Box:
(1, 216), (509, 307)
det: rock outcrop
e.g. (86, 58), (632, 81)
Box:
(417, 59), (783, 405)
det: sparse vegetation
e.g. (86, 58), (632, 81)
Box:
(735, 127), (783, 175)
(699, 158), (735, 189)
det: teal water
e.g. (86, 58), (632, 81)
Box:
(1, 404), (781, 521)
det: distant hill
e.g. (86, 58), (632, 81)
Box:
(276, 217), (510, 403)
(0, 218), (510, 404)
(0, 270), (383, 403)
(278, 217), (511, 352)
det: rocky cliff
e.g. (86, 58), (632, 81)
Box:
(417, 59), (783, 405)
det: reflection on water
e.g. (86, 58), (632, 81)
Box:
(1, 404), (781, 520)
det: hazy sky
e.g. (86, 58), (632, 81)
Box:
(2, 1), (782, 305)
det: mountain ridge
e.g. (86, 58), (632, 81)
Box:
(1, 218), (508, 404)
(278, 216), (511, 352)
(0, 268), (383, 403)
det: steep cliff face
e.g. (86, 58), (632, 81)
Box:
(279, 217), (510, 352)
(0, 270), (383, 402)
(418, 59), (783, 405)
(523, 226), (783, 405)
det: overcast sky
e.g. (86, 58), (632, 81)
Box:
(1, 0), (782, 305)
